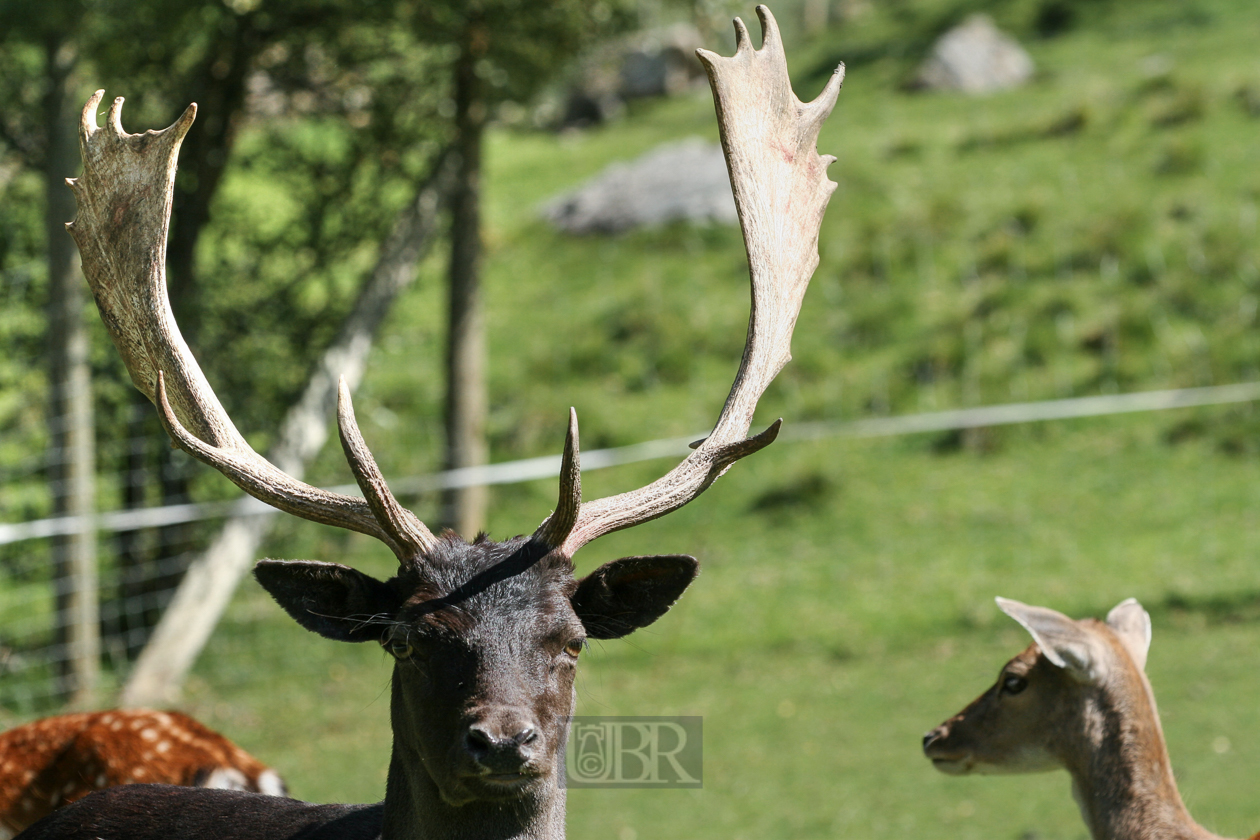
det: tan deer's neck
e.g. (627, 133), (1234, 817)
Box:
(1063, 672), (1224, 840)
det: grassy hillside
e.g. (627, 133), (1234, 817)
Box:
(51, 0), (1260, 838)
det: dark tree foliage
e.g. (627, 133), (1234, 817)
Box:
(0, 0), (453, 676)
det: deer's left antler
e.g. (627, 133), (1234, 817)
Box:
(68, 90), (441, 562)
(534, 5), (844, 557)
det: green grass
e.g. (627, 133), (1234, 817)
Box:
(10, 0), (1260, 837)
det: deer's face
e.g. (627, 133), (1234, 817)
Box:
(922, 645), (1066, 775)
(924, 599), (1155, 779)
(255, 536), (696, 806)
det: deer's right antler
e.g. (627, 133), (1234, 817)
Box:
(534, 6), (844, 557)
(67, 90), (440, 562)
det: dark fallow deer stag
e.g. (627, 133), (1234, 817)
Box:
(923, 597), (1249, 840)
(19, 7), (842, 840)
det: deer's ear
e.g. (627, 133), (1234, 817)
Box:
(255, 559), (402, 643)
(1105, 598), (1152, 671)
(997, 597), (1108, 684)
(573, 555), (698, 640)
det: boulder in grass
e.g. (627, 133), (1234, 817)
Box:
(541, 138), (737, 235)
(917, 15), (1034, 94)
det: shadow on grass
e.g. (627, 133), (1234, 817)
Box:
(1151, 589), (1260, 627)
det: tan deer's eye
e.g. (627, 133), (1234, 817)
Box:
(564, 639), (585, 658)
(1002, 675), (1027, 695)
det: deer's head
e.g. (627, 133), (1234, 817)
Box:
(922, 597), (1155, 776)
(256, 531), (695, 804)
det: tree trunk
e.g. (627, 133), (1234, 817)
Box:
(44, 35), (98, 706)
(440, 39), (489, 537)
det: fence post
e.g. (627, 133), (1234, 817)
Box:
(44, 37), (98, 705)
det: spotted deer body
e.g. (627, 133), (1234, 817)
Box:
(923, 598), (1235, 840)
(0, 710), (284, 838)
(17, 7), (841, 840)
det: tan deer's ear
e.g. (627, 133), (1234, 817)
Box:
(1105, 598), (1152, 672)
(996, 597), (1108, 684)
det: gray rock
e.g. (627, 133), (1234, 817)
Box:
(541, 138), (737, 235)
(556, 23), (709, 128)
(917, 15), (1034, 94)
(619, 23), (707, 99)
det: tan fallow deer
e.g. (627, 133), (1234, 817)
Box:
(923, 597), (1257, 840)
(0, 710), (285, 838)
(17, 7), (843, 840)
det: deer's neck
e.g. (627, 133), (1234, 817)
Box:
(1064, 679), (1224, 840)
(380, 668), (567, 840)
(380, 744), (566, 840)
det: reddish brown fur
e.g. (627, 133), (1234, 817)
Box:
(924, 599), (1235, 840)
(0, 710), (283, 836)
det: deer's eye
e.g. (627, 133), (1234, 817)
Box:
(1002, 675), (1028, 695)
(564, 639), (585, 658)
(382, 629), (414, 660)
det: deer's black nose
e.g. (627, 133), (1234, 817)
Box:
(922, 724), (948, 753)
(464, 713), (540, 772)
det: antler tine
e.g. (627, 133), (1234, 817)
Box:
(533, 408), (581, 550)
(534, 7), (842, 556)
(68, 91), (404, 553)
(336, 377), (442, 561)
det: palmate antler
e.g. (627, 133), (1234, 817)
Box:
(67, 91), (441, 563)
(534, 6), (844, 557)
(67, 5), (841, 569)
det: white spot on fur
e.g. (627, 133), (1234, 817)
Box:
(257, 770), (287, 797)
(140, 728), (158, 741)
(201, 768), (249, 791)
(156, 741), (171, 753)
(96, 774), (107, 788)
